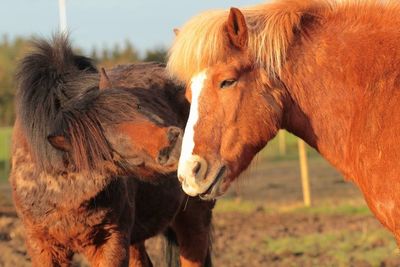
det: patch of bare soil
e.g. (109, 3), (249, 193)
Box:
(211, 210), (400, 267)
(1, 208), (399, 267)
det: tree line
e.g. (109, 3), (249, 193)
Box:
(0, 35), (167, 126)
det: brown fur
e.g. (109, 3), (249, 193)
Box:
(168, 0), (400, 245)
(11, 37), (213, 267)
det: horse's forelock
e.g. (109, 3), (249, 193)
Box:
(167, 9), (229, 83)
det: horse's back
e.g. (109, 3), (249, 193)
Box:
(107, 62), (181, 95)
(107, 62), (189, 125)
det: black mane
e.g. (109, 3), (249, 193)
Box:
(16, 35), (99, 171)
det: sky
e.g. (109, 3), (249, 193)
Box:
(0, 0), (261, 54)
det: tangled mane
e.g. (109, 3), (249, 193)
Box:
(53, 87), (175, 173)
(16, 35), (99, 172)
(54, 89), (135, 173)
(168, 0), (400, 83)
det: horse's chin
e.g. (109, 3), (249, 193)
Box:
(198, 166), (228, 200)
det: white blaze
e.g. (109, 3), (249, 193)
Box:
(178, 70), (207, 186)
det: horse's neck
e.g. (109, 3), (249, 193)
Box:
(280, 69), (359, 179)
(283, 93), (354, 175)
(277, 7), (400, 182)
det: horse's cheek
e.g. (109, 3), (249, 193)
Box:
(220, 127), (241, 162)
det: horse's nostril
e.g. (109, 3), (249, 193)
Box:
(157, 147), (170, 165)
(190, 156), (208, 181)
(192, 161), (201, 176)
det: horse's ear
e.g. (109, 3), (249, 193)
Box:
(99, 68), (112, 90)
(225, 7), (248, 50)
(173, 28), (180, 36)
(47, 134), (72, 152)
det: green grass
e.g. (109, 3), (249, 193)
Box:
(291, 203), (371, 216)
(0, 127), (12, 158)
(0, 127), (12, 181)
(258, 130), (320, 162)
(215, 198), (371, 216)
(264, 228), (399, 267)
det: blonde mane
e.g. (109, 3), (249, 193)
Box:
(167, 0), (327, 83)
(167, 0), (400, 83)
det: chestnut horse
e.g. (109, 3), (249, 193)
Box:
(168, 0), (400, 243)
(11, 36), (213, 267)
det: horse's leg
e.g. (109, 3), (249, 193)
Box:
(129, 242), (153, 267)
(171, 198), (214, 267)
(84, 229), (130, 267)
(25, 231), (73, 267)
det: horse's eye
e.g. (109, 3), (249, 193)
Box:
(220, 79), (237, 89)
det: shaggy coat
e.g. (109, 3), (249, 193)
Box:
(11, 36), (213, 267)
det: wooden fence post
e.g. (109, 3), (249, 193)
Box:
(278, 130), (286, 156)
(298, 139), (311, 207)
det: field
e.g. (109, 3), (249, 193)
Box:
(0, 130), (399, 266)
(0, 127), (12, 181)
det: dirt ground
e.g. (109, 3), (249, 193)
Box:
(1, 156), (399, 266)
(1, 208), (399, 267)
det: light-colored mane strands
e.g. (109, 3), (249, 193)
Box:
(167, 0), (328, 82)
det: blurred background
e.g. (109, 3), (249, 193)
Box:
(0, 1), (399, 266)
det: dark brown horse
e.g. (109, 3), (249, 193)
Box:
(168, 0), (400, 244)
(11, 36), (213, 267)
